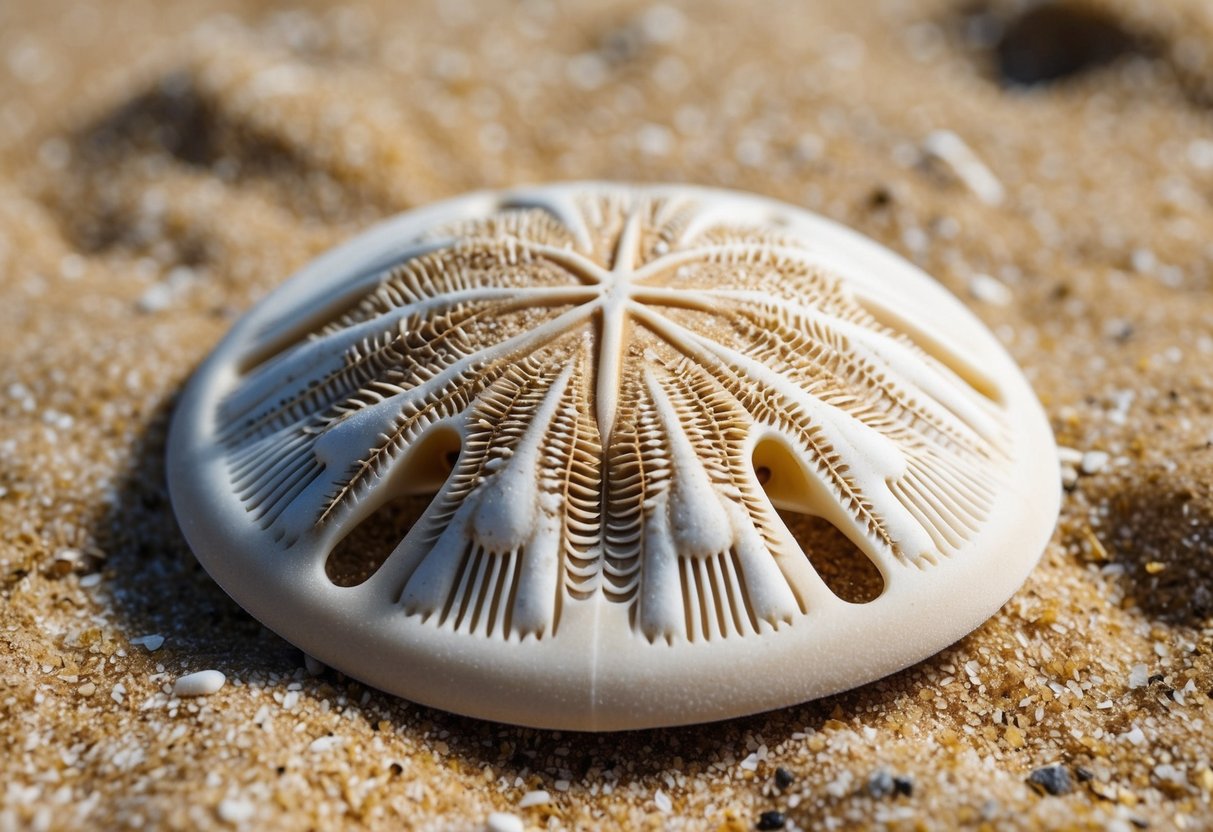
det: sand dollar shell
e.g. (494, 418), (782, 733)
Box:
(167, 183), (1059, 729)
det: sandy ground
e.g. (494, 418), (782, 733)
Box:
(2, 0), (1213, 829)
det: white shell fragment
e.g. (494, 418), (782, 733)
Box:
(485, 813), (525, 832)
(173, 669), (227, 698)
(923, 130), (1006, 207)
(167, 183), (1059, 730)
(130, 634), (165, 652)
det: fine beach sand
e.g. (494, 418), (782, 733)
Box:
(3, 0), (1213, 829)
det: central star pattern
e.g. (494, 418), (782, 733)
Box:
(215, 192), (1011, 644)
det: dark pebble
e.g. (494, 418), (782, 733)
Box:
(1075, 766), (1094, 783)
(774, 767), (795, 789)
(893, 776), (914, 797)
(1027, 764), (1074, 796)
(756, 810), (786, 830)
(867, 769), (895, 799)
(994, 4), (1138, 86)
(867, 186), (893, 209)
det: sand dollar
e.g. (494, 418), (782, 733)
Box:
(167, 183), (1059, 729)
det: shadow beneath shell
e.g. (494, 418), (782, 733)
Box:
(406, 666), (934, 792)
(91, 395), (301, 678)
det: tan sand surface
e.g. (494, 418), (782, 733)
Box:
(2, 0), (1212, 829)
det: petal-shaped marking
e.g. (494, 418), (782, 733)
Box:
(213, 191), (1017, 643)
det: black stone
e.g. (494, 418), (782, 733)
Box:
(1027, 764), (1074, 796)
(756, 810), (786, 830)
(893, 776), (914, 798)
(774, 767), (795, 789)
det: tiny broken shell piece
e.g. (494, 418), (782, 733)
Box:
(166, 183), (1060, 730)
(173, 669), (226, 698)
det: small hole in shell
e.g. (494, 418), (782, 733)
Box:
(325, 494), (433, 587)
(779, 511), (886, 604)
(751, 437), (885, 604)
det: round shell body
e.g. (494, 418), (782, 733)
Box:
(166, 183), (1059, 730)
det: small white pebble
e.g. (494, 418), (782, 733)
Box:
(1061, 466), (1079, 489)
(53, 547), (81, 565)
(1128, 664), (1149, 689)
(636, 123), (673, 157)
(566, 53), (607, 90)
(136, 282), (175, 313)
(1130, 248), (1156, 275)
(639, 4), (686, 44)
(1123, 726), (1146, 746)
(1057, 446), (1082, 465)
(654, 790), (672, 813)
(1080, 450), (1109, 476)
(553, 779), (570, 792)
(968, 273), (1012, 306)
(217, 797), (255, 824)
(1188, 138), (1213, 170)
(902, 226), (929, 255)
(1154, 764), (1186, 786)
(485, 812), (524, 832)
(517, 790), (551, 809)
(59, 253), (85, 280)
(825, 769), (855, 798)
(309, 735), (342, 753)
(173, 669), (226, 697)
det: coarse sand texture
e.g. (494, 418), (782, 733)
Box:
(2, 0), (1213, 829)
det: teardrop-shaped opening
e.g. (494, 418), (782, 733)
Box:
(777, 511), (885, 604)
(325, 424), (462, 586)
(325, 493), (433, 587)
(752, 436), (885, 604)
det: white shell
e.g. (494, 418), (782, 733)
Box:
(166, 183), (1059, 730)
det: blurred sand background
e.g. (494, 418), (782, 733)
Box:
(2, 0), (1213, 829)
